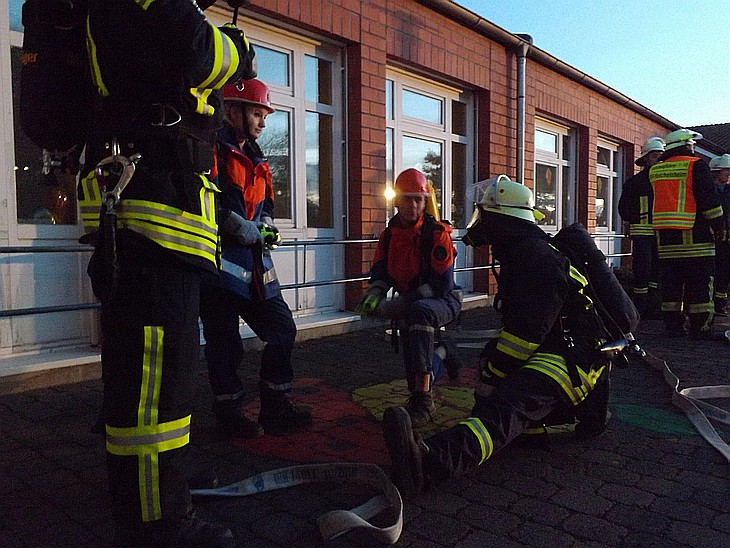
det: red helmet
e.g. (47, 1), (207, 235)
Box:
(223, 79), (274, 113)
(394, 168), (429, 196)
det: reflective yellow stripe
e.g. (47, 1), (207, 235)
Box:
(568, 264), (588, 287)
(629, 224), (654, 236)
(639, 196), (650, 224)
(85, 18), (109, 97)
(657, 243), (715, 259)
(496, 330), (539, 361)
(523, 352), (604, 405)
(79, 172), (104, 231)
(703, 205), (723, 220)
(459, 417), (493, 464)
(104, 326), (192, 522)
(190, 25), (241, 115)
(135, 0), (155, 9)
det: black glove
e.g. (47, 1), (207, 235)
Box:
(221, 211), (263, 246)
(219, 23), (257, 81)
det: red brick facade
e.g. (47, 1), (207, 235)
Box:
(245, 0), (671, 304)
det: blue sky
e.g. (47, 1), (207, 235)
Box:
(456, 0), (730, 127)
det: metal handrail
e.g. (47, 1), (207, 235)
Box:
(0, 232), (629, 318)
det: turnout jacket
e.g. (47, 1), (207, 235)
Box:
(209, 124), (280, 300)
(618, 167), (654, 237)
(482, 222), (604, 389)
(79, 0), (255, 273)
(370, 213), (456, 301)
(649, 151), (723, 259)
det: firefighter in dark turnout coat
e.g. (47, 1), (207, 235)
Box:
(649, 129), (724, 339)
(618, 137), (664, 317)
(382, 176), (612, 498)
(77, 1), (255, 543)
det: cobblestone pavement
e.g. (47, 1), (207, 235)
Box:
(1, 307), (728, 547)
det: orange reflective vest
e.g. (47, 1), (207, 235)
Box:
(650, 156), (698, 230)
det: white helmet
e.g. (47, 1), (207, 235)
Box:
(664, 128), (702, 151)
(710, 154), (730, 171)
(471, 175), (536, 224)
(636, 137), (665, 166)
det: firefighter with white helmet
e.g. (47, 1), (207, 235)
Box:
(358, 168), (462, 427)
(618, 136), (665, 317)
(199, 79), (312, 439)
(650, 129), (724, 338)
(382, 176), (613, 498)
(710, 154), (730, 314)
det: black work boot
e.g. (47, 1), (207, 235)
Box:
(116, 508), (235, 547)
(441, 338), (464, 380)
(382, 406), (428, 499)
(258, 381), (313, 434)
(405, 391), (435, 428)
(213, 397), (264, 439)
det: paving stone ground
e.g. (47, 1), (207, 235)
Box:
(0, 306), (728, 547)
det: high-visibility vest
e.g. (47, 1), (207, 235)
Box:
(650, 156), (698, 230)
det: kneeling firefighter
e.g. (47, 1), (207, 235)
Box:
(383, 176), (620, 498)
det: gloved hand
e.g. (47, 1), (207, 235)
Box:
(374, 295), (407, 319)
(356, 290), (383, 315)
(219, 24), (257, 80)
(257, 216), (281, 249)
(220, 211), (263, 246)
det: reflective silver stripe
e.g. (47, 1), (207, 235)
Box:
(122, 221), (218, 261)
(106, 423), (191, 449)
(191, 25), (240, 115)
(142, 327), (161, 426)
(221, 258), (278, 285)
(214, 390), (245, 402)
(260, 379), (293, 391)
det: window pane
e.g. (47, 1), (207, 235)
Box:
(258, 110), (292, 220)
(305, 112), (333, 228)
(11, 47), (77, 225)
(386, 79), (394, 120)
(10, 0), (23, 31)
(536, 129), (557, 153)
(452, 142), (467, 227)
(402, 89), (443, 125)
(304, 55), (332, 105)
(535, 163), (557, 226)
(562, 134), (571, 161)
(255, 46), (289, 87)
(562, 165), (572, 228)
(596, 175), (609, 227)
(597, 146), (611, 167)
(403, 136), (442, 213)
(452, 100), (467, 136)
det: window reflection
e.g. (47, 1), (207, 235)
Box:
(10, 0), (23, 31)
(452, 142), (466, 226)
(403, 136), (442, 213)
(402, 89), (443, 125)
(596, 175), (609, 227)
(305, 112), (333, 228)
(536, 130), (557, 153)
(386, 79), (394, 120)
(258, 110), (292, 220)
(305, 55), (332, 105)
(255, 46), (290, 87)
(11, 47), (76, 225)
(535, 163), (557, 226)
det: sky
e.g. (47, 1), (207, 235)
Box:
(455, 0), (730, 128)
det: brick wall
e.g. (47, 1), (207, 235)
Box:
(246, 0), (672, 305)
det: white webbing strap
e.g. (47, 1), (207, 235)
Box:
(640, 351), (730, 463)
(191, 462), (403, 544)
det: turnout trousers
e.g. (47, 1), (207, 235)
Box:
(715, 241), (730, 306)
(99, 243), (201, 530)
(659, 256), (715, 335)
(631, 235), (659, 312)
(200, 283), (296, 395)
(422, 354), (608, 481)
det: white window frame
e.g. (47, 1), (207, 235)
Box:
(534, 118), (576, 232)
(385, 67), (474, 227)
(595, 137), (622, 233)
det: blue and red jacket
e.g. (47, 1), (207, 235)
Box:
(210, 125), (280, 300)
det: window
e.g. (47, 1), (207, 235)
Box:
(223, 23), (343, 234)
(595, 138), (621, 231)
(385, 70), (474, 227)
(534, 119), (576, 230)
